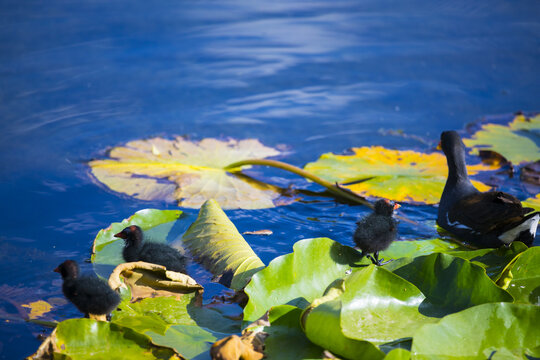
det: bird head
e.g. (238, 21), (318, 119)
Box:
(54, 260), (79, 279)
(114, 225), (143, 246)
(374, 199), (399, 216)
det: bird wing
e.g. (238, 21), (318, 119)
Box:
(448, 192), (527, 234)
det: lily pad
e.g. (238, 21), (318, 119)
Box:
(91, 209), (182, 267)
(182, 199), (265, 291)
(243, 238), (362, 323)
(264, 305), (324, 360)
(504, 247), (540, 305)
(522, 193), (540, 211)
(301, 282), (385, 360)
(384, 349), (411, 360)
(463, 114), (540, 164)
(304, 146), (493, 204)
(30, 319), (181, 360)
(411, 303), (540, 359)
(386, 253), (513, 316)
(340, 265), (437, 344)
(21, 300), (53, 320)
(380, 238), (466, 260)
(89, 137), (282, 209)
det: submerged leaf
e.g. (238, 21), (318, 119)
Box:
(182, 199), (265, 291)
(89, 137), (282, 209)
(522, 193), (540, 211)
(412, 303), (540, 359)
(304, 146), (493, 204)
(463, 114), (540, 164)
(21, 300), (53, 320)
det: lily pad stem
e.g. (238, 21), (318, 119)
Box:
(225, 159), (373, 208)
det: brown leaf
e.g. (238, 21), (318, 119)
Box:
(210, 334), (264, 360)
(108, 261), (203, 302)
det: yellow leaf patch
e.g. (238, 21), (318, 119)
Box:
(22, 300), (53, 319)
(304, 146), (494, 204)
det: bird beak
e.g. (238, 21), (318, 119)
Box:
(53, 267), (60, 273)
(114, 232), (126, 239)
(436, 141), (442, 150)
(393, 203), (401, 210)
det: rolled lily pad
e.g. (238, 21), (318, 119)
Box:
(463, 114), (540, 164)
(244, 238), (361, 323)
(182, 199), (265, 290)
(304, 146), (493, 204)
(91, 209), (182, 266)
(89, 137), (282, 209)
(411, 303), (540, 359)
(503, 247), (540, 305)
(30, 318), (181, 360)
(386, 253), (513, 316)
(264, 305), (324, 360)
(108, 262), (203, 301)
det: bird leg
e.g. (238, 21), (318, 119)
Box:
(361, 251), (378, 265)
(373, 252), (394, 266)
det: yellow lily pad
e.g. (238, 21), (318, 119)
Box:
(522, 194), (540, 212)
(89, 137), (282, 209)
(304, 146), (493, 204)
(21, 300), (53, 319)
(463, 114), (540, 164)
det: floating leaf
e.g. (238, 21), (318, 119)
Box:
(340, 266), (437, 344)
(522, 193), (540, 211)
(21, 300), (52, 320)
(89, 137), (282, 209)
(243, 238), (362, 323)
(108, 262), (202, 301)
(182, 199), (265, 291)
(386, 253), (513, 316)
(29, 319), (181, 360)
(504, 247), (540, 305)
(91, 209), (182, 267)
(463, 114), (540, 164)
(264, 305), (324, 360)
(304, 146), (493, 204)
(380, 238), (466, 260)
(412, 303), (540, 359)
(384, 349), (411, 360)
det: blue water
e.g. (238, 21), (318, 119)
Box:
(1, 0), (539, 358)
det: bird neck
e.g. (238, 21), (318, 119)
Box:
(446, 146), (469, 184)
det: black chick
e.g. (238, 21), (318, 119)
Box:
(353, 199), (399, 265)
(54, 260), (120, 318)
(115, 225), (187, 273)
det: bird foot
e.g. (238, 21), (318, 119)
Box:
(377, 258), (394, 266)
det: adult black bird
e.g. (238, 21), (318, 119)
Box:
(54, 260), (120, 318)
(115, 225), (187, 273)
(353, 199), (400, 265)
(437, 130), (539, 247)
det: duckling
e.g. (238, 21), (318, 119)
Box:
(353, 199), (399, 265)
(115, 225), (187, 273)
(54, 260), (120, 318)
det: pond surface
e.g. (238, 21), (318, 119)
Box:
(1, 0), (539, 358)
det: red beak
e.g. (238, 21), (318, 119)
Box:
(114, 232), (126, 239)
(53, 267), (60, 273)
(393, 203), (401, 210)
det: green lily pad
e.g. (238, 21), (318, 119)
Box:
(112, 296), (239, 360)
(446, 241), (527, 281)
(304, 146), (493, 204)
(89, 137), (282, 209)
(380, 238), (466, 260)
(301, 282), (385, 360)
(411, 303), (540, 359)
(91, 209), (182, 266)
(504, 247), (540, 305)
(264, 305), (324, 360)
(340, 265), (437, 344)
(384, 349), (411, 360)
(386, 253), (513, 316)
(46, 319), (180, 359)
(182, 199), (265, 290)
(244, 238), (361, 323)
(463, 114), (540, 164)
(522, 194), (540, 211)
